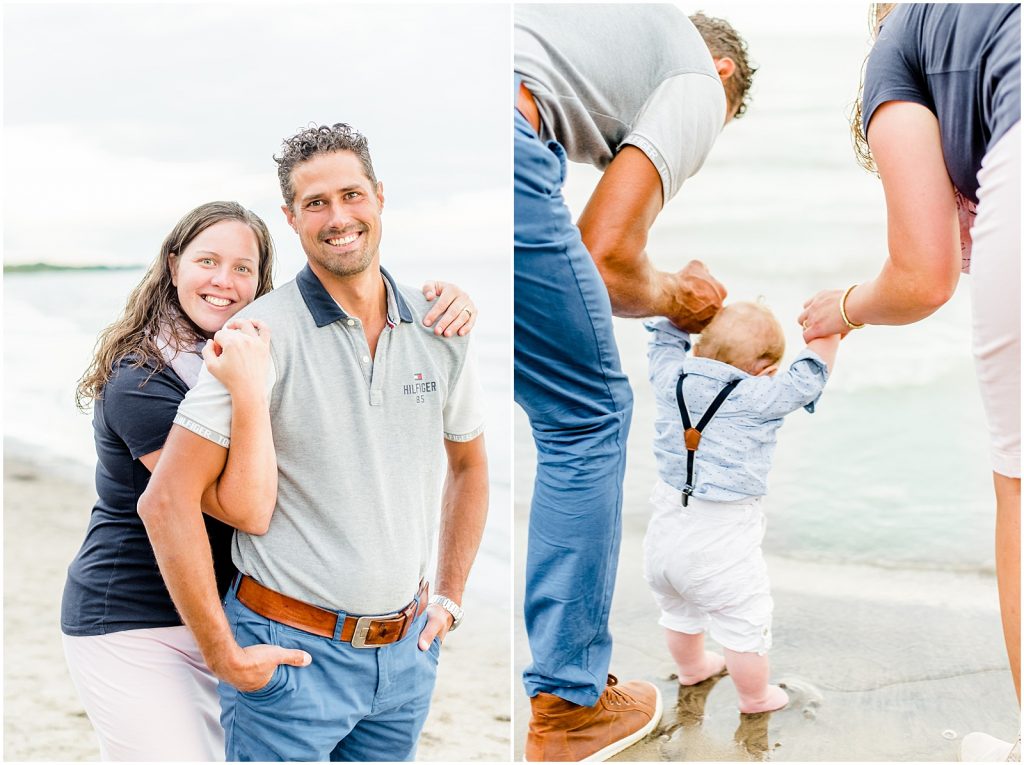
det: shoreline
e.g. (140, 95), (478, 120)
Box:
(513, 416), (1018, 762)
(3, 446), (511, 762)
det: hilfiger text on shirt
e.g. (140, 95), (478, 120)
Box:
(403, 373), (437, 399)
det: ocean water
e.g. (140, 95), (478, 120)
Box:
(3, 21), (1004, 593)
(523, 26), (998, 575)
(2, 257), (512, 600)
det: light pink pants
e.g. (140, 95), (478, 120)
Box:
(62, 626), (223, 761)
(970, 121), (1021, 479)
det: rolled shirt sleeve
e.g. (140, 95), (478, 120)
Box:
(644, 317), (693, 394)
(741, 349), (830, 420)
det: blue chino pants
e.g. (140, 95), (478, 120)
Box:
(218, 579), (439, 762)
(514, 78), (633, 707)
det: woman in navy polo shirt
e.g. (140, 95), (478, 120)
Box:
(60, 200), (478, 761)
(61, 201), (278, 761)
(800, 5), (1020, 760)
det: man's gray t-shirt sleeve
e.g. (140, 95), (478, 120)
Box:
(515, 4), (725, 204)
(623, 73), (725, 203)
(174, 357), (278, 448)
(443, 341), (485, 442)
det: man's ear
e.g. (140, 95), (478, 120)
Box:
(376, 181), (385, 211)
(281, 204), (297, 232)
(715, 56), (736, 82)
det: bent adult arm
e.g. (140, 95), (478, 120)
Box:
(577, 145), (726, 332)
(799, 102), (960, 341)
(417, 434), (489, 649)
(138, 424), (309, 691)
(199, 319), (277, 535)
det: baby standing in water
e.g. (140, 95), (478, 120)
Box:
(643, 301), (840, 712)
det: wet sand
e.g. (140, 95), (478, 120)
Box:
(3, 447), (511, 761)
(513, 411), (1019, 761)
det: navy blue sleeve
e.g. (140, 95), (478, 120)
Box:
(862, 6), (932, 134)
(99, 361), (186, 460)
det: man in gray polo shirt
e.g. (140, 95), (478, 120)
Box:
(140, 123), (488, 761)
(515, 7), (756, 761)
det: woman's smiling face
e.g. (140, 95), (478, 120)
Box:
(169, 220), (261, 336)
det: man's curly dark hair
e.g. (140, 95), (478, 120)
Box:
(274, 123), (378, 209)
(690, 12), (757, 119)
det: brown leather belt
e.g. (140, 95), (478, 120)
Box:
(236, 575), (429, 648)
(516, 81), (541, 134)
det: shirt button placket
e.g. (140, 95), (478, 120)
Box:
(369, 327), (388, 407)
(343, 317), (373, 387)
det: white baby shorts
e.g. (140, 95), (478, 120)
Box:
(643, 479), (773, 654)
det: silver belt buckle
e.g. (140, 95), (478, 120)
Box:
(350, 616), (377, 648)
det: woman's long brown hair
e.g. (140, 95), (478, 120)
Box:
(75, 201), (275, 410)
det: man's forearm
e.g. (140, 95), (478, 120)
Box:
(589, 238), (671, 320)
(139, 480), (238, 670)
(141, 407), (306, 691)
(435, 438), (489, 604)
(576, 145), (724, 331)
(587, 237), (724, 331)
(577, 145), (666, 319)
(138, 426), (238, 675)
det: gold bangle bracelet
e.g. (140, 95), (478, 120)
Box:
(840, 284), (866, 330)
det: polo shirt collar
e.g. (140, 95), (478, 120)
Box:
(296, 264), (415, 328)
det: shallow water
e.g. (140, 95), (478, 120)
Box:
(3, 259), (513, 599)
(549, 22), (996, 573)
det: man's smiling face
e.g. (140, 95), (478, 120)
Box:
(283, 150), (385, 279)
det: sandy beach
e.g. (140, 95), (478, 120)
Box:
(3, 445), (511, 762)
(513, 411), (1019, 762)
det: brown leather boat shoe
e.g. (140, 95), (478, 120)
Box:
(525, 675), (663, 761)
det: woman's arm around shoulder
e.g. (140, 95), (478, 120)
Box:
(421, 281), (478, 337)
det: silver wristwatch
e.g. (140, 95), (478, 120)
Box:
(429, 594), (464, 630)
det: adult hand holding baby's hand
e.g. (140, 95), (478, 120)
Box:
(798, 289), (850, 343)
(666, 260), (726, 332)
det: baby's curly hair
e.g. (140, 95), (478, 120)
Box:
(274, 123), (377, 209)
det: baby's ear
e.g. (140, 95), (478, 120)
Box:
(756, 362), (780, 377)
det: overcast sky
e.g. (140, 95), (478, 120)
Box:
(3, 2), (875, 273)
(3, 3), (510, 275)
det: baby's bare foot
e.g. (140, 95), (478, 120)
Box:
(677, 651), (727, 686)
(737, 683), (788, 714)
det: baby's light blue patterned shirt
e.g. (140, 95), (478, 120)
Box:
(645, 317), (830, 502)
